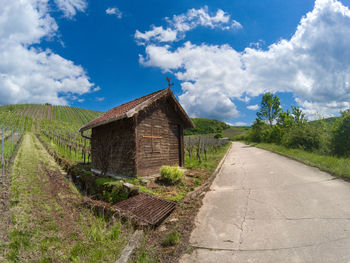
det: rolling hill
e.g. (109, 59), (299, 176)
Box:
(0, 104), (102, 127)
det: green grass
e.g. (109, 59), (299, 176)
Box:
(131, 233), (159, 263)
(185, 143), (231, 171)
(249, 142), (350, 179)
(161, 228), (180, 247)
(2, 134), (131, 262)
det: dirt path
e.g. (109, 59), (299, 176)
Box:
(181, 142), (350, 263)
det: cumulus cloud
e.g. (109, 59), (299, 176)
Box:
(247, 105), (259, 111)
(54, 0), (87, 19)
(0, 0), (93, 105)
(106, 7), (123, 19)
(135, 6), (242, 44)
(138, 0), (350, 120)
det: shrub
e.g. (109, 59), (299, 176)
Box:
(333, 115), (350, 156)
(214, 132), (223, 139)
(99, 180), (129, 204)
(281, 124), (320, 151)
(194, 178), (201, 186)
(160, 166), (184, 184)
(248, 119), (271, 142)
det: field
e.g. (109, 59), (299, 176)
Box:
(0, 104), (102, 169)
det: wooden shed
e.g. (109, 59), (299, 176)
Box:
(79, 88), (194, 177)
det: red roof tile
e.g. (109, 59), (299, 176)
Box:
(79, 89), (168, 131)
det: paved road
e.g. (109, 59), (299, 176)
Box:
(180, 142), (350, 263)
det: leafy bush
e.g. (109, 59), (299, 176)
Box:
(214, 132), (223, 139)
(248, 119), (272, 142)
(281, 124), (321, 151)
(160, 166), (184, 184)
(333, 115), (350, 156)
(194, 178), (201, 186)
(98, 180), (129, 204)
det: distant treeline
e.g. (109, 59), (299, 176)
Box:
(236, 93), (350, 157)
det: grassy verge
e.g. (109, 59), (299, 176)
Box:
(2, 134), (132, 262)
(248, 142), (350, 179)
(40, 134), (85, 164)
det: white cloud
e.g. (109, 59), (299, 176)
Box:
(135, 6), (242, 44)
(106, 7), (123, 19)
(92, 86), (101, 92)
(247, 104), (259, 111)
(233, 122), (248, 126)
(135, 27), (178, 43)
(96, 97), (105, 102)
(54, 0), (87, 19)
(231, 20), (243, 30)
(0, 0), (93, 106)
(138, 0), (350, 121)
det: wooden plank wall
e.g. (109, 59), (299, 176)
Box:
(135, 96), (185, 177)
(91, 118), (137, 177)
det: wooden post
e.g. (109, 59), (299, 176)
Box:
(84, 139), (86, 164)
(1, 128), (5, 185)
(11, 130), (13, 154)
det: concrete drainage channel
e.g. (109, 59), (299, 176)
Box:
(116, 230), (144, 263)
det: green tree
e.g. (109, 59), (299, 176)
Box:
(333, 114), (350, 156)
(257, 93), (281, 126)
(291, 106), (306, 124)
(277, 109), (294, 128)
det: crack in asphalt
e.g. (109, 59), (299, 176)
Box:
(245, 217), (350, 221)
(238, 188), (251, 248)
(191, 235), (350, 252)
(213, 178), (338, 192)
(247, 194), (288, 219)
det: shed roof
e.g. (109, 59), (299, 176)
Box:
(79, 88), (194, 132)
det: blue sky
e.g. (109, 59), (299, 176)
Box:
(1, 0), (350, 125)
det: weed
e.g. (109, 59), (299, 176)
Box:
(161, 228), (180, 247)
(7, 229), (33, 262)
(194, 178), (201, 186)
(160, 166), (184, 184)
(110, 221), (122, 240)
(136, 252), (154, 263)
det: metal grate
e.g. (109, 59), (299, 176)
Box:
(113, 193), (176, 226)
